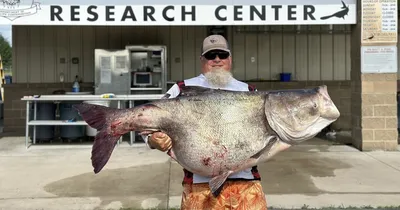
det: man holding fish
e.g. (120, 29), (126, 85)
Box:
(75, 33), (339, 210)
(73, 32), (340, 209)
(145, 34), (269, 210)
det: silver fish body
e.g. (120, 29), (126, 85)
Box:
(74, 85), (340, 196)
(153, 90), (272, 177)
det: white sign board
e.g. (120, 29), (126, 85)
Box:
(361, 0), (397, 44)
(0, 0), (357, 25)
(361, 46), (397, 73)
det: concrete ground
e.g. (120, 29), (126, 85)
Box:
(1, 135), (400, 210)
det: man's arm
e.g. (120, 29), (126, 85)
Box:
(142, 84), (181, 149)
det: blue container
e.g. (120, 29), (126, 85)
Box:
(59, 101), (85, 140)
(5, 75), (12, 84)
(29, 102), (56, 141)
(280, 73), (291, 82)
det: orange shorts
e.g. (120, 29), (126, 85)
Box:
(180, 180), (267, 210)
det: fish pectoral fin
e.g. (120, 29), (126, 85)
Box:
(266, 139), (292, 159)
(250, 135), (278, 159)
(167, 148), (178, 161)
(209, 170), (233, 197)
(252, 137), (292, 163)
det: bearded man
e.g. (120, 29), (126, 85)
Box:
(143, 34), (268, 209)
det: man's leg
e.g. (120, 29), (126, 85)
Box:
(180, 183), (223, 210)
(180, 180), (267, 210)
(225, 180), (268, 209)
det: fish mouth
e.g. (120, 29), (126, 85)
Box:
(323, 115), (340, 121)
(317, 85), (341, 121)
(268, 116), (333, 145)
(318, 107), (340, 124)
(321, 106), (341, 121)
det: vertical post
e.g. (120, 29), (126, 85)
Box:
(117, 100), (121, 145)
(351, 0), (398, 150)
(33, 101), (37, 145)
(25, 101), (30, 149)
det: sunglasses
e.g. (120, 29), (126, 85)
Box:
(203, 51), (230, 60)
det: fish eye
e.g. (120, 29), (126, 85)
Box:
(313, 102), (318, 108)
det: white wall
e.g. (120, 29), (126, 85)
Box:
(11, 25), (354, 83)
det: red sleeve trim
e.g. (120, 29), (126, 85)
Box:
(248, 84), (256, 91)
(177, 81), (186, 91)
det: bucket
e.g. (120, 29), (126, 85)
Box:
(83, 100), (111, 136)
(280, 73), (291, 82)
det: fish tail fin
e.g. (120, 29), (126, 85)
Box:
(73, 103), (120, 130)
(91, 129), (121, 174)
(209, 171), (233, 197)
(73, 103), (124, 174)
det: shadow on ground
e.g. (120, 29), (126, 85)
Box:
(44, 162), (171, 209)
(258, 153), (352, 195)
(43, 150), (352, 209)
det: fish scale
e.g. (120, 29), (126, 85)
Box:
(73, 85), (340, 197)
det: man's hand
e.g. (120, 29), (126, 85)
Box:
(148, 132), (172, 152)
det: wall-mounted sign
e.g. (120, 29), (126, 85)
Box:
(361, 46), (397, 73)
(0, 0), (357, 25)
(361, 0), (397, 44)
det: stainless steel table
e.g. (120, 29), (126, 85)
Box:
(21, 94), (164, 149)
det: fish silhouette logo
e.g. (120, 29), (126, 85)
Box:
(320, 0), (349, 20)
(0, 0), (41, 21)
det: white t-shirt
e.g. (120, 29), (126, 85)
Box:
(144, 74), (258, 183)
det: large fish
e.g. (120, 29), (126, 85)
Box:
(73, 85), (340, 197)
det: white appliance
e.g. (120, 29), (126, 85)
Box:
(93, 45), (168, 96)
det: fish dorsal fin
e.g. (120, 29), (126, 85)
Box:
(178, 85), (219, 97)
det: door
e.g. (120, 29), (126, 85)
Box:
(94, 49), (131, 95)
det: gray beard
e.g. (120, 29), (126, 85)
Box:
(204, 68), (233, 88)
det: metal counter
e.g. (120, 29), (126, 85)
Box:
(21, 94), (164, 149)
